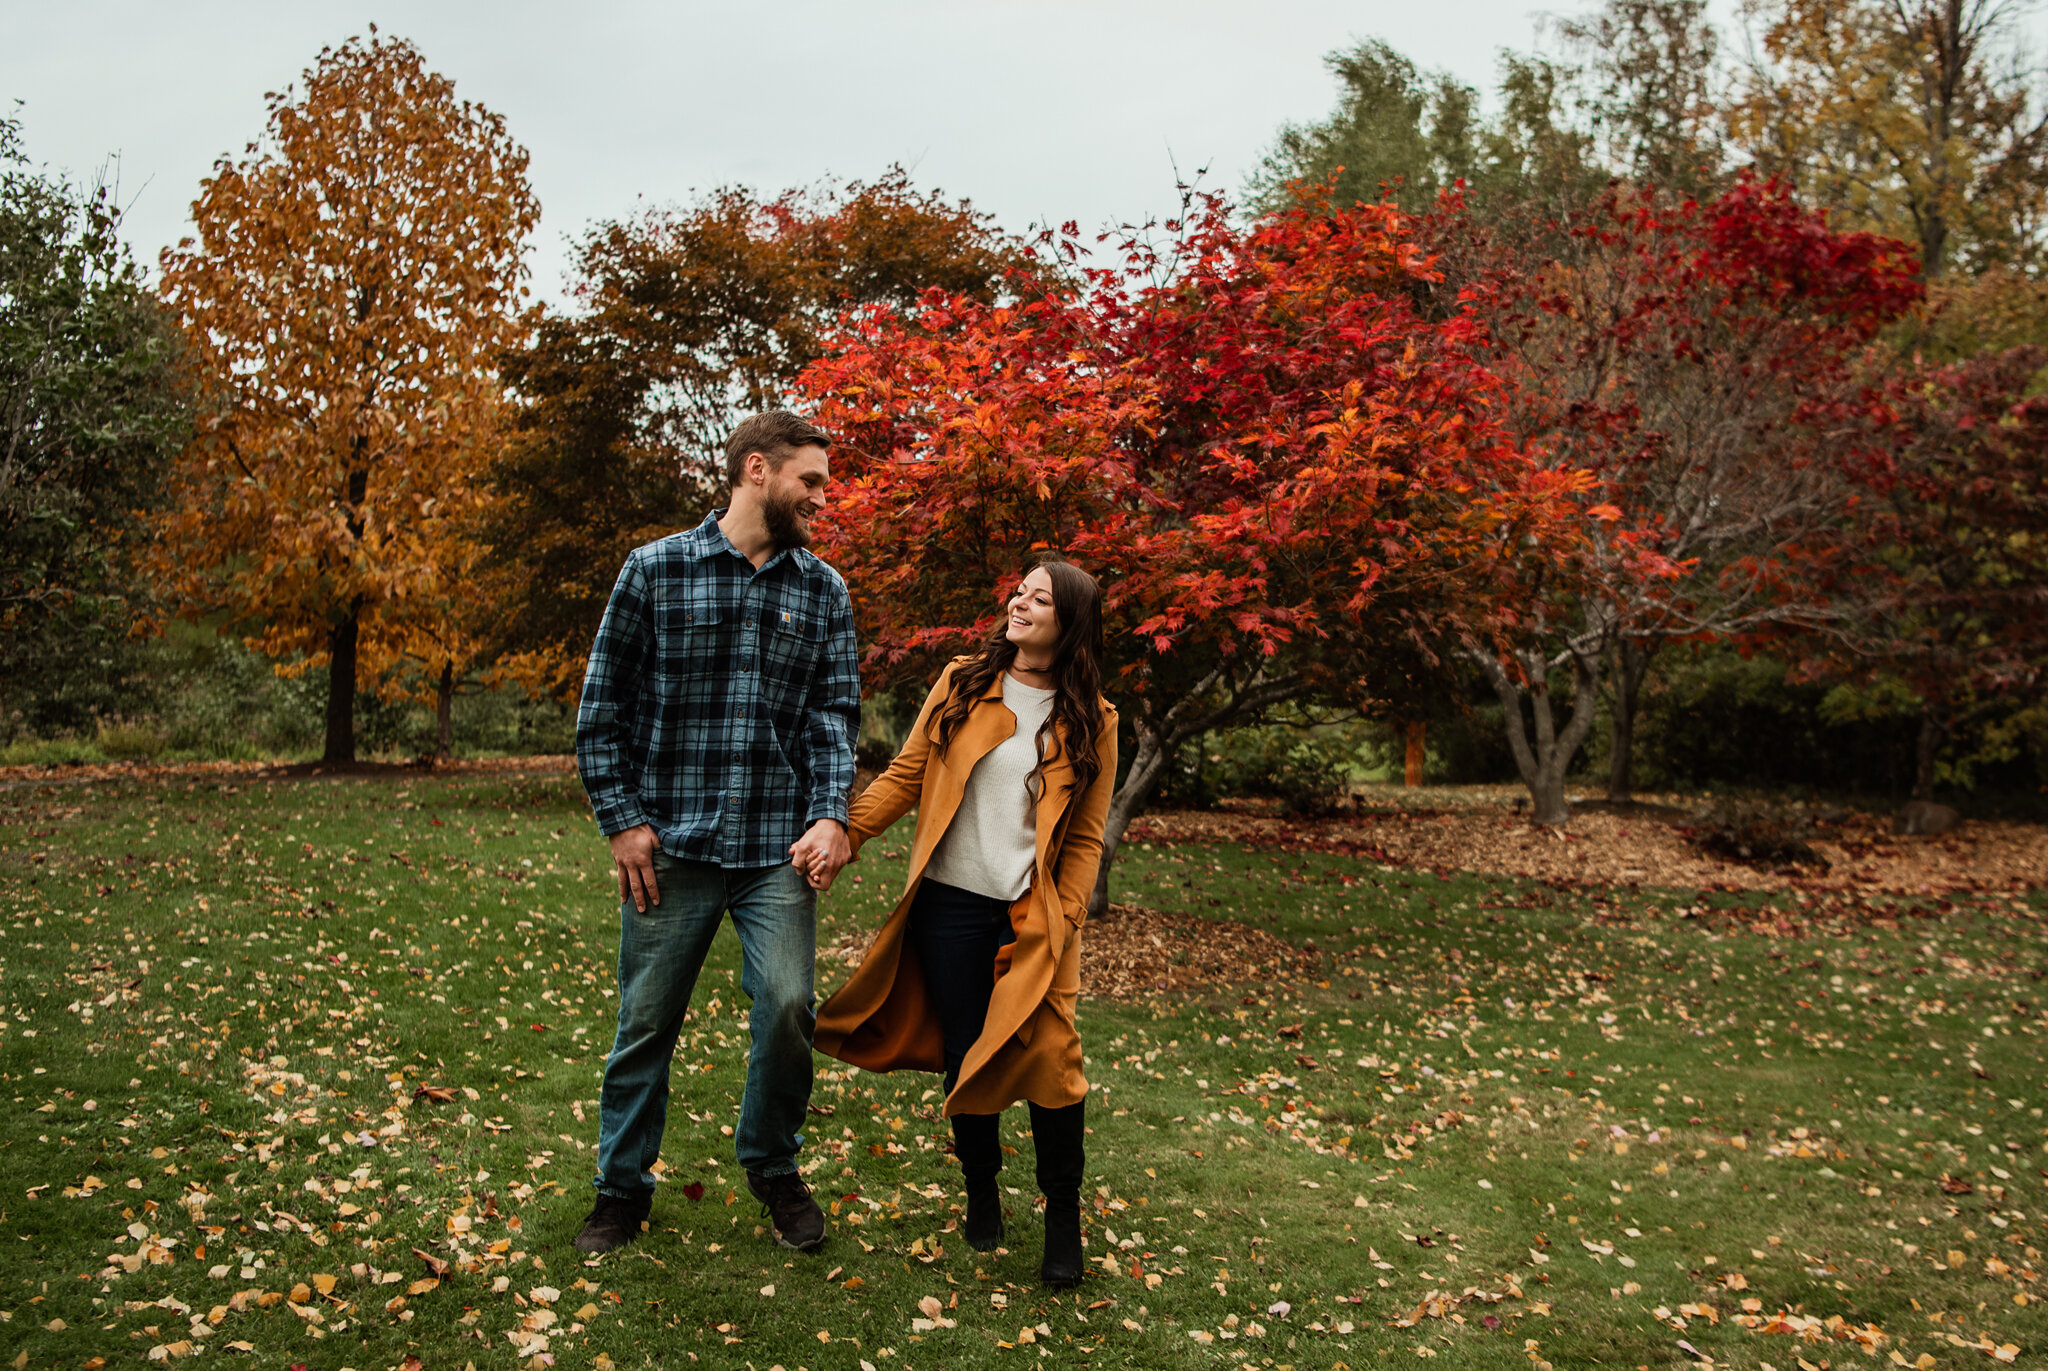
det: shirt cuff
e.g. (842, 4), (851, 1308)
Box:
(593, 800), (654, 838)
(804, 798), (850, 830)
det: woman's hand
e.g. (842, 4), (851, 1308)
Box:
(788, 820), (851, 891)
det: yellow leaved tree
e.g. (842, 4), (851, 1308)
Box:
(1732, 0), (2048, 278)
(154, 30), (537, 762)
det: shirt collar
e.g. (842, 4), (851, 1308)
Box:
(685, 508), (799, 573)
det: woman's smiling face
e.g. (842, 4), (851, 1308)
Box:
(1005, 567), (1061, 658)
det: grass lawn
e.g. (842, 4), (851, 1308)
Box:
(1, 769), (2043, 1370)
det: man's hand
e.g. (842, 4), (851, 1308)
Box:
(610, 825), (661, 912)
(788, 819), (851, 892)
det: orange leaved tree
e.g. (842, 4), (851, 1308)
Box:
(154, 31), (538, 762)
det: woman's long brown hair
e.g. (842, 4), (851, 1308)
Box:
(929, 556), (1107, 802)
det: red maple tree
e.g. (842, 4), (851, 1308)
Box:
(802, 187), (1590, 910)
(1430, 176), (1923, 814)
(1843, 345), (2048, 798)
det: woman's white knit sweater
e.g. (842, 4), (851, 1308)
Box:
(923, 674), (1055, 901)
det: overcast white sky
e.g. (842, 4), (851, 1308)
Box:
(15, 0), (2023, 310)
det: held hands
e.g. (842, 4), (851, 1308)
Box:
(788, 819), (851, 892)
(610, 824), (662, 913)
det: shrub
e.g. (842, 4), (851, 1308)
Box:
(0, 737), (105, 767)
(95, 718), (167, 760)
(1165, 718), (1384, 815)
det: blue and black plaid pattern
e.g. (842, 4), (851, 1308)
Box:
(576, 511), (861, 868)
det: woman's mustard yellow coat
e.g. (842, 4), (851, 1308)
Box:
(813, 660), (1117, 1116)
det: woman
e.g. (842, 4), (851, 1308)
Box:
(809, 557), (1116, 1288)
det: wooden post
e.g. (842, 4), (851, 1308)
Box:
(1404, 721), (1426, 787)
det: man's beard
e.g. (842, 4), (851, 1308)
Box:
(763, 489), (813, 550)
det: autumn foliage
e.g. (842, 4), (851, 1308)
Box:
(153, 32), (537, 762)
(1839, 345), (2048, 795)
(486, 172), (1018, 700)
(1426, 176), (1924, 814)
(802, 187), (1596, 907)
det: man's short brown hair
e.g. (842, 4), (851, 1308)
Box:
(724, 411), (831, 487)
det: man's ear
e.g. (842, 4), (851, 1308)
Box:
(743, 451), (769, 487)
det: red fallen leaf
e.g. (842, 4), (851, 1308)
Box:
(401, 1357), (425, 1371)
(682, 1182), (706, 1201)
(411, 1246), (450, 1277)
(530, 1024), (548, 1032)
(429, 819), (444, 826)
(1481, 1314), (1502, 1331)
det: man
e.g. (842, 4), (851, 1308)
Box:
(573, 410), (859, 1255)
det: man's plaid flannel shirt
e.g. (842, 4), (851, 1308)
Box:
(575, 511), (861, 868)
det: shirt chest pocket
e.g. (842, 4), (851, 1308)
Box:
(761, 607), (818, 684)
(656, 601), (728, 677)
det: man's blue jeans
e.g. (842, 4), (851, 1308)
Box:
(593, 851), (816, 1198)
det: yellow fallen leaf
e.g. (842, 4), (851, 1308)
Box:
(311, 1273), (337, 1296)
(406, 1277), (439, 1295)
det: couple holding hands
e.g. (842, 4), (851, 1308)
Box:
(572, 411), (1116, 1288)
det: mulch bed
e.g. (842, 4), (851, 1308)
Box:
(1126, 802), (2048, 897)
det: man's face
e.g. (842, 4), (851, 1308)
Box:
(758, 444), (830, 550)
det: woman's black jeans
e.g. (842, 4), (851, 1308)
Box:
(907, 879), (1085, 1198)
(906, 878), (1017, 1092)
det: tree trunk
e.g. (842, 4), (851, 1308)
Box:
(1606, 638), (1655, 803)
(436, 659), (454, 764)
(1087, 728), (1173, 920)
(1404, 721), (1426, 787)
(1912, 709), (1946, 802)
(324, 454), (371, 766)
(323, 600), (361, 764)
(1472, 645), (1602, 826)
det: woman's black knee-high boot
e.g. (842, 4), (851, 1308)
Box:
(951, 1111), (1004, 1251)
(1029, 1099), (1085, 1288)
